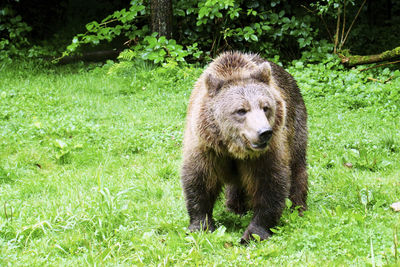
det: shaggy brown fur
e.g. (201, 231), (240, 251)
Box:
(181, 51), (308, 243)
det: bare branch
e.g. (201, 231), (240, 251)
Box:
(334, 6), (341, 54)
(342, 0), (367, 48)
(359, 60), (400, 71)
(339, 0), (346, 50)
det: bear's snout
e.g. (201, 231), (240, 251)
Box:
(258, 127), (273, 143)
(241, 110), (272, 150)
(249, 127), (272, 149)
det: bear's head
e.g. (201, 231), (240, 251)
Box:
(204, 62), (286, 159)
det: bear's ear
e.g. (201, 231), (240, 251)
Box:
(251, 62), (272, 84)
(205, 73), (224, 96)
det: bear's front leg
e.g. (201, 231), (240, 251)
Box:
(240, 206), (284, 243)
(240, 205), (280, 243)
(240, 169), (289, 244)
(181, 152), (221, 232)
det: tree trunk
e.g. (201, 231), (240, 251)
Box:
(340, 46), (400, 66)
(150, 0), (173, 39)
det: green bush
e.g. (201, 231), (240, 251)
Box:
(64, 1), (146, 57)
(174, 0), (319, 60)
(0, 5), (32, 61)
(65, 0), (325, 64)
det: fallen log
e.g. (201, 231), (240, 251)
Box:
(340, 46), (400, 67)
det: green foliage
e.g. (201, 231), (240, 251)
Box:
(291, 60), (400, 113)
(0, 60), (400, 265)
(1, 0), (398, 64)
(64, 0), (328, 64)
(64, 0), (146, 56)
(310, 0), (356, 16)
(174, 0), (320, 61)
(0, 4), (59, 61)
(116, 34), (197, 64)
(0, 5), (32, 61)
(300, 40), (336, 63)
(64, 0), (205, 65)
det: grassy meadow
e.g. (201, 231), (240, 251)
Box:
(0, 59), (399, 266)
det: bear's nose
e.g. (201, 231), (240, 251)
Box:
(258, 128), (273, 143)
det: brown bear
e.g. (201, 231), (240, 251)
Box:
(181, 51), (308, 243)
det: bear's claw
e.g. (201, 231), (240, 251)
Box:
(240, 224), (271, 244)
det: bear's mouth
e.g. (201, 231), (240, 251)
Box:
(242, 135), (268, 151)
(250, 141), (268, 150)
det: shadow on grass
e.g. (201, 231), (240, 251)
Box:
(213, 201), (252, 233)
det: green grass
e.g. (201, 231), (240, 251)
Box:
(0, 60), (399, 266)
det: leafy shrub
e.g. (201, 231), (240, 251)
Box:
(63, 0), (203, 65)
(0, 4), (59, 61)
(0, 5), (32, 61)
(65, 0), (326, 64)
(116, 34), (202, 64)
(64, 0), (146, 57)
(174, 0), (319, 59)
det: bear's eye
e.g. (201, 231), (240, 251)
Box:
(263, 106), (269, 112)
(236, 109), (247, 116)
